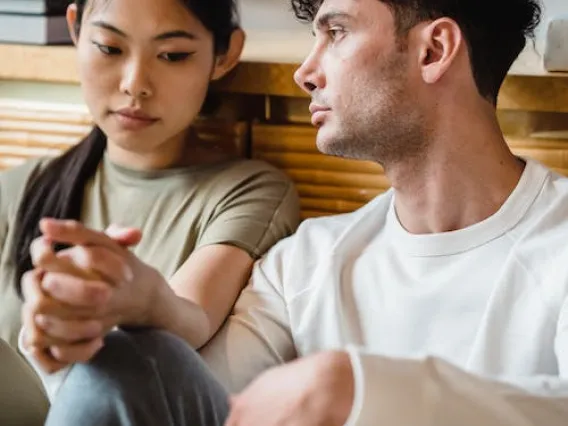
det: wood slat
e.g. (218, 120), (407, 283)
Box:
(286, 169), (390, 189)
(508, 137), (568, 169)
(0, 157), (28, 170)
(295, 183), (382, 203)
(252, 123), (387, 217)
(499, 77), (568, 113)
(0, 132), (80, 148)
(300, 197), (366, 214)
(0, 119), (93, 136)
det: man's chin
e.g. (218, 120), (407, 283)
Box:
(315, 134), (345, 158)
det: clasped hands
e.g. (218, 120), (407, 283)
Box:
(20, 218), (164, 373)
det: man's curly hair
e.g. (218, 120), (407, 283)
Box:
(290, 0), (541, 103)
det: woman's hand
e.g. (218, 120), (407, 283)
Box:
(21, 266), (108, 373)
(21, 219), (167, 370)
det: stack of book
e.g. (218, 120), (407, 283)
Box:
(0, 0), (72, 45)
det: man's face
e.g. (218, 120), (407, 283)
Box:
(294, 0), (427, 165)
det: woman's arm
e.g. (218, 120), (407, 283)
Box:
(152, 244), (254, 349)
(20, 221), (256, 371)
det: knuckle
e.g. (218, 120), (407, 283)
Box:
(41, 272), (58, 290)
(83, 283), (105, 303)
(66, 220), (81, 231)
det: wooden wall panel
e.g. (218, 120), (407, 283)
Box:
(253, 123), (568, 219)
(252, 124), (387, 219)
(0, 100), (90, 169)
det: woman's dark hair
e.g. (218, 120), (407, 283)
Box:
(292, 0), (541, 104)
(13, 0), (238, 296)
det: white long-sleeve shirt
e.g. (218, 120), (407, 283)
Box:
(200, 158), (568, 425)
(23, 158), (568, 424)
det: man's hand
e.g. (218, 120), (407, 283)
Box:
(225, 351), (355, 426)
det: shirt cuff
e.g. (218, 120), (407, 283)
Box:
(18, 327), (72, 402)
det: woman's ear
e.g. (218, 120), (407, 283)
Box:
(210, 28), (246, 81)
(66, 3), (80, 45)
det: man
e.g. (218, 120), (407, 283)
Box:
(21, 0), (568, 424)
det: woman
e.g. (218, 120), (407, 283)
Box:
(0, 0), (299, 423)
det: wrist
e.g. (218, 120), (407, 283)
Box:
(312, 351), (355, 425)
(144, 273), (173, 328)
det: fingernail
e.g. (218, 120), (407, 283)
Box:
(41, 277), (54, 291)
(40, 218), (55, 227)
(35, 314), (48, 327)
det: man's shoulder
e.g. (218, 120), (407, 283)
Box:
(530, 161), (568, 221)
(512, 162), (568, 301)
(288, 190), (393, 254)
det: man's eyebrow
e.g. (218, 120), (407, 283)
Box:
(91, 21), (198, 41)
(312, 11), (351, 34)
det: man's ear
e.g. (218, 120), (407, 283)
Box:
(415, 18), (463, 84)
(66, 3), (80, 46)
(210, 28), (245, 81)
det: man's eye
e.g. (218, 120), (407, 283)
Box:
(328, 28), (345, 40)
(92, 41), (121, 55)
(159, 52), (194, 62)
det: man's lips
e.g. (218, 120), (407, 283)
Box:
(309, 103), (331, 126)
(309, 103), (331, 114)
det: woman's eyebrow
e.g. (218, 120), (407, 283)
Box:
(91, 21), (199, 41)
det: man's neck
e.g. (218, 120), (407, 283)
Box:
(386, 108), (525, 235)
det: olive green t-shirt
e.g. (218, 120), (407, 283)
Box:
(0, 154), (300, 348)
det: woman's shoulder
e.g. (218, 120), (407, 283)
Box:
(0, 157), (52, 210)
(211, 158), (292, 186)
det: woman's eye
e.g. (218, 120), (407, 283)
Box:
(92, 41), (122, 55)
(159, 52), (193, 62)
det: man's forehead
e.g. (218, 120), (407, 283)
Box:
(316, 0), (359, 17)
(313, 0), (383, 27)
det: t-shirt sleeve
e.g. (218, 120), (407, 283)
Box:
(0, 172), (9, 257)
(196, 161), (300, 258)
(0, 158), (49, 258)
(0, 158), (50, 347)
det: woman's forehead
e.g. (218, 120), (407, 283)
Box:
(83, 0), (207, 36)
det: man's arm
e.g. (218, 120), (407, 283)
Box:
(204, 264), (568, 426)
(344, 297), (568, 426)
(199, 246), (297, 392)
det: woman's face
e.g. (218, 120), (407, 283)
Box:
(68, 0), (236, 166)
